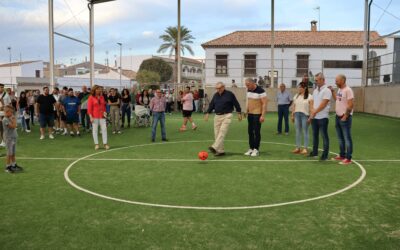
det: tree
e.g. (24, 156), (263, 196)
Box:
(157, 26), (195, 82)
(136, 70), (161, 85)
(139, 58), (173, 82)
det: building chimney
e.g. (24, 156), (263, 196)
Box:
(311, 20), (317, 32)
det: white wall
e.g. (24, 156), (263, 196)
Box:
(0, 61), (43, 88)
(204, 47), (387, 87)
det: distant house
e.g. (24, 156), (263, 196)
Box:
(119, 55), (204, 85)
(201, 21), (397, 87)
(17, 62), (136, 93)
(0, 60), (43, 89)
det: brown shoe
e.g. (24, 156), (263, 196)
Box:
(300, 148), (308, 155)
(292, 148), (301, 154)
(104, 144), (110, 150)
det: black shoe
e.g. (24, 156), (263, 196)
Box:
(77, 133), (81, 137)
(12, 164), (23, 172)
(208, 146), (217, 154)
(162, 138), (168, 142)
(215, 152), (225, 157)
(319, 157), (328, 161)
(5, 166), (14, 173)
(128, 124), (130, 128)
(151, 139), (155, 143)
(308, 152), (318, 158)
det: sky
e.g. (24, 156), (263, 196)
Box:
(0, 0), (399, 66)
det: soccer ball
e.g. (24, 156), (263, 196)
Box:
(198, 151), (208, 161)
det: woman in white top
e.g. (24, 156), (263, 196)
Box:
(291, 82), (313, 154)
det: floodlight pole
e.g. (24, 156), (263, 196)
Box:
(271, 0), (275, 88)
(177, 0), (181, 85)
(362, 0), (369, 87)
(89, 2), (95, 87)
(48, 0), (55, 90)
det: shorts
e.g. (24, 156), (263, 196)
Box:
(66, 114), (79, 124)
(39, 113), (55, 128)
(60, 112), (67, 122)
(182, 110), (192, 118)
(5, 138), (16, 156)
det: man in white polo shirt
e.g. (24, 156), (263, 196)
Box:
(330, 74), (354, 165)
(309, 72), (332, 161)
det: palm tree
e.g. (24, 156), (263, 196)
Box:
(157, 26), (195, 83)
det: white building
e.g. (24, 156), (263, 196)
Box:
(201, 22), (396, 87)
(0, 60), (44, 89)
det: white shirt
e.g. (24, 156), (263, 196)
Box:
(312, 84), (332, 119)
(293, 93), (313, 116)
(0, 92), (11, 116)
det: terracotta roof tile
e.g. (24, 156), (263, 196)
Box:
(201, 31), (386, 48)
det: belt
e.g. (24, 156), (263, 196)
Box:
(216, 112), (230, 115)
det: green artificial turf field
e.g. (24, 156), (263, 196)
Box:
(0, 112), (399, 249)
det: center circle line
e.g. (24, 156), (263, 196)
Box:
(64, 140), (367, 210)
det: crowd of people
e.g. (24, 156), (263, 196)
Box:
(203, 73), (353, 166)
(2, 72), (355, 173)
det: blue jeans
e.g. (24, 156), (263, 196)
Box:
(152, 112), (166, 140)
(19, 109), (26, 130)
(80, 109), (90, 130)
(311, 118), (329, 159)
(335, 115), (353, 160)
(121, 103), (131, 126)
(277, 104), (290, 133)
(294, 112), (309, 148)
(247, 114), (262, 150)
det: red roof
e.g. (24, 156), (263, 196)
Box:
(201, 31), (386, 48)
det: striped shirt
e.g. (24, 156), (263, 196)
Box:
(247, 86), (267, 115)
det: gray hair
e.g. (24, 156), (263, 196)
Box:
(245, 78), (255, 84)
(337, 74), (346, 83)
(216, 82), (225, 87)
(315, 72), (325, 80)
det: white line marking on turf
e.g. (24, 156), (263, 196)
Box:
(63, 140), (367, 210)
(18, 157), (77, 160)
(84, 158), (318, 162)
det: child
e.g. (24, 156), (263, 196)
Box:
(23, 107), (31, 132)
(3, 105), (22, 173)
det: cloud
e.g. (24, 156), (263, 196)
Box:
(142, 31), (155, 37)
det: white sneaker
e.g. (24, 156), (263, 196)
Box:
(25, 129), (31, 133)
(0, 141), (5, 147)
(49, 134), (54, 139)
(250, 149), (259, 157)
(40, 135), (45, 140)
(244, 149), (253, 156)
(62, 131), (68, 136)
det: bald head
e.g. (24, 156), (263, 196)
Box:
(335, 74), (347, 88)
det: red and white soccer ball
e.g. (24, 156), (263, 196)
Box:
(198, 151), (208, 161)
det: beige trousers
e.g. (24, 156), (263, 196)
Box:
(110, 106), (120, 132)
(212, 113), (233, 153)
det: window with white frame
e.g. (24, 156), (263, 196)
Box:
(216, 54), (228, 76)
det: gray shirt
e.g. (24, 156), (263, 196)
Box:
(2, 117), (17, 139)
(276, 90), (292, 105)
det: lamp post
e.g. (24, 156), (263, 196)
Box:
(7, 46), (12, 87)
(117, 42), (122, 90)
(314, 6), (320, 31)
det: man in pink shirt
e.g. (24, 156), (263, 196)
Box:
(179, 86), (197, 132)
(330, 74), (354, 165)
(149, 89), (167, 142)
